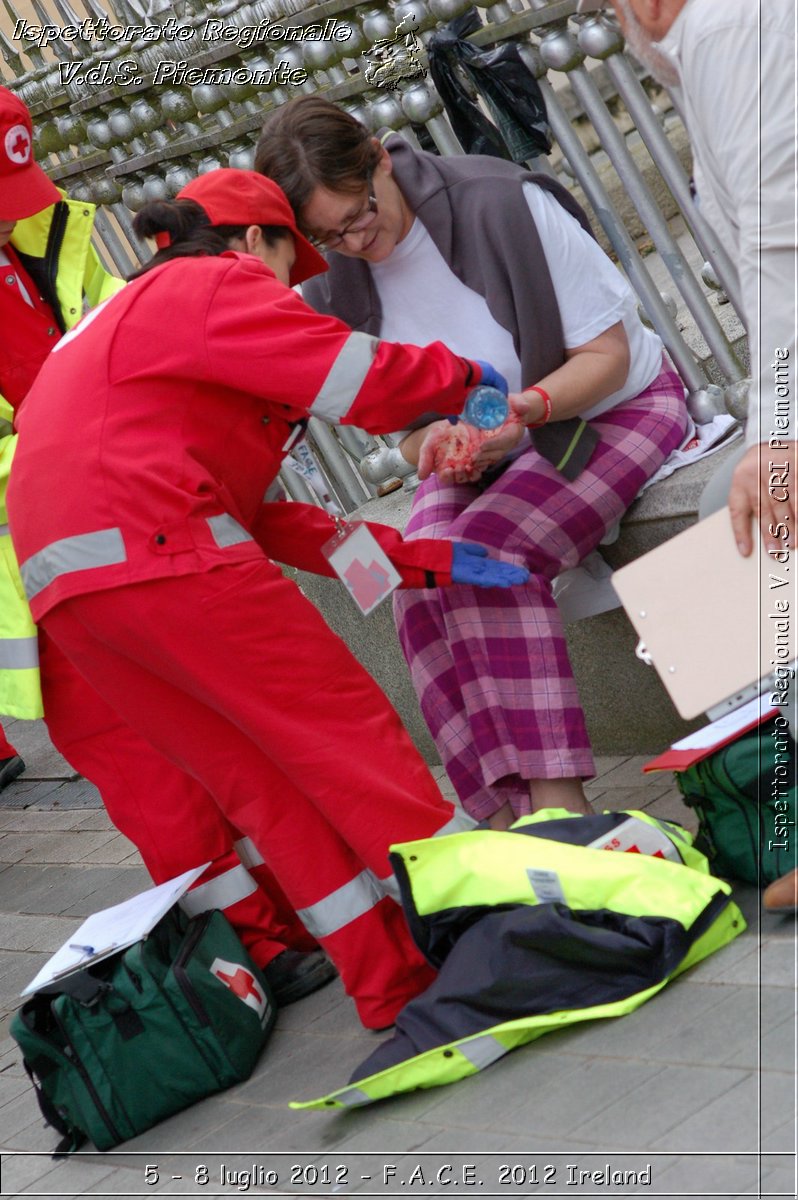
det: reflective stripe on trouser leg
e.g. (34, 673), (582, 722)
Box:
(234, 837), (319, 952)
(316, 895), (436, 1028)
(37, 637), (294, 966)
(180, 852), (306, 968)
(181, 863), (258, 915)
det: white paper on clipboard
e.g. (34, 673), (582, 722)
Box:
(21, 864), (209, 996)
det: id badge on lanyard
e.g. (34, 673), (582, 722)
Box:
(322, 520), (402, 617)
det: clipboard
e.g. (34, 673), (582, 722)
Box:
(612, 509), (795, 720)
(21, 864), (209, 996)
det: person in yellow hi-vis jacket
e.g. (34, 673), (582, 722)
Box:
(0, 86), (338, 1006)
(0, 85), (124, 785)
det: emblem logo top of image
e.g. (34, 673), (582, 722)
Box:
(363, 13), (427, 91)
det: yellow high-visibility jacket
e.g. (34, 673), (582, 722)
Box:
(292, 809), (745, 1110)
(1, 193), (123, 718)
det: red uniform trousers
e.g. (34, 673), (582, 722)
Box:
(0, 721), (18, 759)
(37, 630), (316, 967)
(43, 559), (456, 1029)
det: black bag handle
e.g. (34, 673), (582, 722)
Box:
(22, 1058), (87, 1158)
(37, 971), (114, 1006)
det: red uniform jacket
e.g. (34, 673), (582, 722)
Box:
(0, 247), (61, 409)
(9, 252), (481, 619)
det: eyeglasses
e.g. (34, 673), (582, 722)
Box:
(306, 180), (379, 252)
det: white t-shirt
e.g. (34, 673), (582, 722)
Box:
(370, 182), (664, 421)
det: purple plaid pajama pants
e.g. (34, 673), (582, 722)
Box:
(393, 359), (688, 822)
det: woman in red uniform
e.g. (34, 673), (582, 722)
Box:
(0, 85), (327, 1002)
(8, 169), (526, 1029)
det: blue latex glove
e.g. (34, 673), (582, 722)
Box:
(451, 543), (529, 589)
(474, 360), (509, 396)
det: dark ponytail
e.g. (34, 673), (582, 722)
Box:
(129, 197), (290, 280)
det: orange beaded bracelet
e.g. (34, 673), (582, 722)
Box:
(525, 385), (553, 427)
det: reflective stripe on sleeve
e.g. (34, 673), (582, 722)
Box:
(0, 524), (8, 536)
(180, 864), (258, 916)
(297, 869), (384, 939)
(457, 1033), (508, 1071)
(0, 637), (39, 669)
(309, 332), (378, 421)
(20, 528), (127, 602)
(234, 836), (265, 869)
(207, 514), (255, 548)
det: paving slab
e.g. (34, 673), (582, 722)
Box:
(653, 1153), (764, 1196)
(0, 724), (794, 1200)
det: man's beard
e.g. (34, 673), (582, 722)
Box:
(613, 0), (681, 87)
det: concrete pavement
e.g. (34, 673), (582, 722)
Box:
(0, 716), (795, 1199)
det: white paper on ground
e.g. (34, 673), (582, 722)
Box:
(640, 413), (742, 491)
(553, 550), (621, 623)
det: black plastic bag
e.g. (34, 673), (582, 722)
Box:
(427, 8), (552, 162)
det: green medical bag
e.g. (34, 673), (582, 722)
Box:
(10, 906), (275, 1154)
(675, 717), (796, 885)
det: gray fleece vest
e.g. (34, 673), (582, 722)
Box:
(302, 136), (599, 476)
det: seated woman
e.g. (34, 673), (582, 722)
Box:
(255, 97), (689, 828)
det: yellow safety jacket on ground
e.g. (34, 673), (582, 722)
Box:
(292, 809), (745, 1110)
(0, 194), (123, 719)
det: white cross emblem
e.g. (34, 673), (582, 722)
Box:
(5, 124), (31, 165)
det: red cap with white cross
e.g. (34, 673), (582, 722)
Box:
(0, 86), (60, 221)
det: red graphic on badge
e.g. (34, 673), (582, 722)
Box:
(210, 957), (270, 1023)
(343, 559), (392, 610)
(322, 522), (402, 616)
(5, 124), (31, 165)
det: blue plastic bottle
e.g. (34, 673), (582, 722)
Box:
(461, 385), (509, 430)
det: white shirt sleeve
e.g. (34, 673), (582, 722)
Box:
(522, 183), (630, 348)
(680, 12), (796, 447)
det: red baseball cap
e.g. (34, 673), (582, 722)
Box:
(177, 168), (327, 286)
(0, 86), (61, 220)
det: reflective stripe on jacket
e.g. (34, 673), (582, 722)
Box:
(0, 433), (42, 718)
(290, 809), (745, 1110)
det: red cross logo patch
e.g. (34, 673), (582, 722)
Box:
(210, 956), (270, 1025)
(5, 124), (31, 166)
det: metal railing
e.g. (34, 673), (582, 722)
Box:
(2, 0), (749, 512)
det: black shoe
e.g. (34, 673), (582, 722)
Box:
(262, 949), (338, 1006)
(0, 755), (25, 792)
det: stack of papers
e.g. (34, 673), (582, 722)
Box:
(643, 696), (776, 774)
(22, 864), (208, 996)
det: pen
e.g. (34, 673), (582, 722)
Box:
(50, 943), (118, 979)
